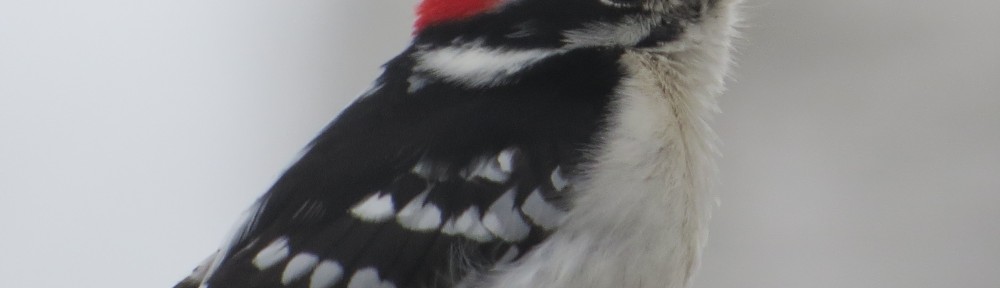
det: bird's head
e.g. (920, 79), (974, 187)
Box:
(413, 0), (741, 51)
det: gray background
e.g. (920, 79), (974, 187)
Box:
(1, 1), (997, 287)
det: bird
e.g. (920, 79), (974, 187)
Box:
(176, 0), (741, 287)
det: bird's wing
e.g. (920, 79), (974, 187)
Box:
(201, 147), (570, 288)
(178, 50), (619, 288)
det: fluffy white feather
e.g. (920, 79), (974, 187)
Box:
(474, 2), (741, 287)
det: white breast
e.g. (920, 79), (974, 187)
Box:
(478, 55), (720, 288)
(475, 6), (738, 287)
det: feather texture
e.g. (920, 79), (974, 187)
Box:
(177, 1), (741, 287)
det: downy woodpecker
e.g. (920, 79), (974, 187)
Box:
(177, 0), (741, 287)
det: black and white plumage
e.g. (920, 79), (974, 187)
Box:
(177, 0), (741, 287)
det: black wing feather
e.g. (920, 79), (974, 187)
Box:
(192, 48), (622, 288)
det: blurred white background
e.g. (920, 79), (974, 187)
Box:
(0, 1), (997, 287)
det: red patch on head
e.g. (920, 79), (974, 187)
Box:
(415, 0), (502, 32)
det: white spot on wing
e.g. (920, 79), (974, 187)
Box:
(411, 159), (433, 178)
(415, 44), (561, 88)
(482, 189), (531, 242)
(347, 268), (396, 288)
(407, 75), (429, 93)
(281, 253), (320, 284)
(497, 148), (517, 173)
(442, 206), (494, 242)
(412, 159), (449, 181)
(550, 167), (569, 191)
(350, 193), (395, 222)
(462, 154), (510, 183)
(253, 237), (290, 270)
(520, 188), (566, 229)
(417, 204), (443, 229)
(309, 260), (344, 288)
(396, 190), (443, 231)
(441, 218), (458, 234)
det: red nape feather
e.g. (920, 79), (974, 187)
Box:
(414, 0), (502, 32)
